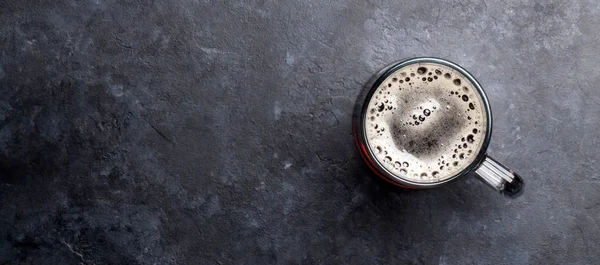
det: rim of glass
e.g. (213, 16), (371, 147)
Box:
(359, 57), (493, 188)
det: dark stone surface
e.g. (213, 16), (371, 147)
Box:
(1, 0), (599, 264)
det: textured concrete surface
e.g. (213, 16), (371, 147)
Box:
(1, 0), (599, 264)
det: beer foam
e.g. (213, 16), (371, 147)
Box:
(364, 63), (488, 183)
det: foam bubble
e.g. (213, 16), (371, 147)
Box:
(466, 134), (474, 143)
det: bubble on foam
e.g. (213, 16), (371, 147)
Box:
(376, 146), (382, 153)
(469, 103), (475, 110)
(405, 77), (410, 82)
(427, 77), (433, 82)
(459, 153), (465, 160)
(403, 162), (409, 167)
(467, 134), (474, 143)
(398, 169), (407, 176)
(473, 128), (478, 134)
(420, 173), (428, 178)
(453, 161), (459, 167)
(462, 95), (469, 102)
(444, 73), (451, 79)
(432, 171), (440, 178)
(423, 109), (431, 116)
(418, 116), (425, 122)
(463, 86), (469, 93)
(417, 67), (427, 75)
(435, 69), (442, 75)
(384, 156), (392, 163)
(433, 76), (438, 80)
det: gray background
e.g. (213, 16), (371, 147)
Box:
(0, 0), (597, 264)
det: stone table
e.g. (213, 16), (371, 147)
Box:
(0, 0), (597, 264)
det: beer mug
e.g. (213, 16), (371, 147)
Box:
(352, 58), (524, 197)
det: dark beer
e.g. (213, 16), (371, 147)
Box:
(363, 62), (488, 183)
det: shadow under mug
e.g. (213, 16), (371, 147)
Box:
(352, 57), (524, 197)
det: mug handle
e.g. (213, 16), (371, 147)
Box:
(473, 155), (524, 197)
